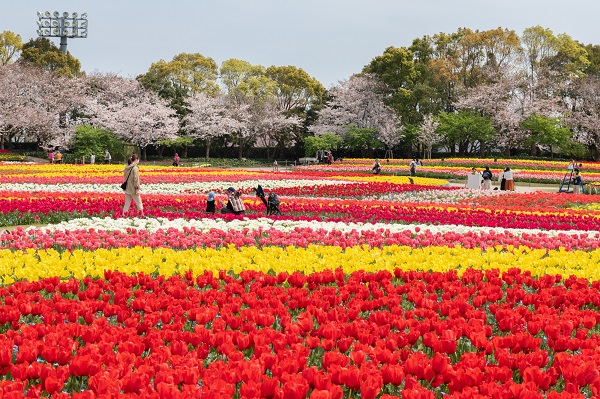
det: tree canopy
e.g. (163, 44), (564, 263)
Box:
(20, 37), (82, 78)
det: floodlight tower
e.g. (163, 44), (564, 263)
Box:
(36, 11), (88, 54)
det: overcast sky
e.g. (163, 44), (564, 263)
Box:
(3, 1), (600, 87)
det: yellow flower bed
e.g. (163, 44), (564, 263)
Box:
(0, 164), (266, 176)
(334, 175), (448, 186)
(1, 245), (598, 284)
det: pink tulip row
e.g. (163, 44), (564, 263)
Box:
(3, 225), (599, 252)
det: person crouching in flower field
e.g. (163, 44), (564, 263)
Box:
(221, 187), (245, 215)
(206, 191), (216, 214)
(122, 154), (144, 217)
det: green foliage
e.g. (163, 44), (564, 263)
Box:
(221, 58), (276, 100)
(364, 46), (418, 123)
(265, 65), (325, 111)
(160, 136), (195, 149)
(583, 44), (600, 76)
(343, 126), (384, 152)
(304, 133), (343, 156)
(0, 30), (22, 65)
(553, 34), (590, 77)
(520, 114), (573, 155)
(20, 37), (81, 77)
(137, 53), (219, 115)
(436, 111), (496, 154)
(69, 125), (125, 161)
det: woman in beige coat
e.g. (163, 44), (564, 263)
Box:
(122, 154), (144, 217)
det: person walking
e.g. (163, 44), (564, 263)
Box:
(90, 153), (95, 165)
(173, 153), (180, 166)
(482, 166), (493, 190)
(122, 154), (144, 217)
(104, 150), (112, 164)
(49, 151), (54, 164)
(409, 159), (417, 177)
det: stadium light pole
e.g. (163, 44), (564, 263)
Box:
(36, 11), (88, 54)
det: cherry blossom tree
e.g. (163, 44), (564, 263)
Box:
(219, 59), (301, 159)
(224, 96), (300, 160)
(311, 74), (404, 153)
(566, 75), (600, 159)
(182, 92), (241, 159)
(83, 74), (178, 158)
(416, 114), (441, 159)
(249, 99), (302, 159)
(0, 64), (84, 150)
(456, 70), (564, 156)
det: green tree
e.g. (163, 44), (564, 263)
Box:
(583, 44), (600, 76)
(304, 133), (343, 157)
(69, 125), (125, 161)
(546, 34), (590, 78)
(137, 52), (219, 115)
(20, 37), (81, 77)
(363, 46), (417, 122)
(159, 136), (195, 158)
(221, 59), (276, 101)
(436, 111), (496, 156)
(265, 65), (325, 112)
(220, 59), (279, 159)
(343, 125), (383, 157)
(0, 30), (23, 65)
(520, 114), (572, 158)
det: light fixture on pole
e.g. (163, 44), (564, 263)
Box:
(36, 11), (88, 54)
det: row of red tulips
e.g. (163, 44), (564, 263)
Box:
(1, 269), (600, 398)
(2, 225), (599, 252)
(0, 169), (353, 185)
(1, 191), (598, 231)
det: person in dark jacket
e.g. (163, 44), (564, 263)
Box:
(206, 192), (216, 214)
(482, 166), (493, 190)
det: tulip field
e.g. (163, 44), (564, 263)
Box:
(298, 157), (600, 186)
(2, 161), (600, 398)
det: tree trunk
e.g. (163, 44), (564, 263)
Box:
(205, 139), (211, 160)
(238, 144), (244, 160)
(530, 142), (537, 157)
(156, 145), (164, 158)
(142, 147), (147, 161)
(504, 146), (510, 156)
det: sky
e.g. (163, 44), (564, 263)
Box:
(3, 1), (600, 88)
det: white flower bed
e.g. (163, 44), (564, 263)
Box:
(5, 179), (353, 195)
(35, 216), (597, 239)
